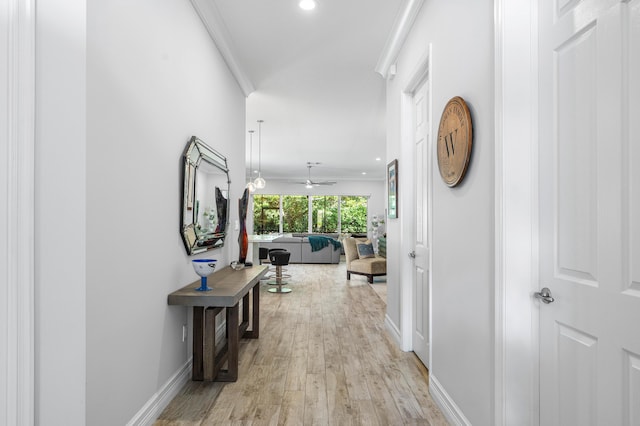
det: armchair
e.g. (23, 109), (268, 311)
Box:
(343, 237), (387, 283)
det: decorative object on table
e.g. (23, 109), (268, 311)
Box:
(387, 159), (398, 219)
(192, 259), (217, 291)
(437, 96), (473, 187)
(254, 120), (266, 189)
(230, 261), (245, 271)
(180, 136), (230, 255)
(238, 188), (249, 264)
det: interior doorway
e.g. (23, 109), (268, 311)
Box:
(537, 1), (640, 423)
(400, 49), (433, 369)
(411, 76), (431, 368)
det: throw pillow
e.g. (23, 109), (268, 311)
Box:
(356, 242), (375, 259)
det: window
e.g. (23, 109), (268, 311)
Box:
(253, 194), (280, 234)
(282, 195), (308, 233)
(312, 195), (338, 233)
(340, 196), (368, 233)
(252, 194), (368, 234)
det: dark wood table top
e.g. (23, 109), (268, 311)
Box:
(168, 265), (268, 307)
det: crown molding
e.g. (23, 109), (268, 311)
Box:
(374, 0), (425, 79)
(190, 0), (255, 97)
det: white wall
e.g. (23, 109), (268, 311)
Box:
(84, 0), (244, 424)
(34, 2), (245, 422)
(35, 0), (87, 424)
(385, 1), (495, 424)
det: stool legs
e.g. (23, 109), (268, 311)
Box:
(267, 264), (291, 294)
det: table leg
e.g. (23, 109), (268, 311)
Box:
(244, 283), (260, 339)
(203, 307), (217, 381)
(215, 303), (239, 381)
(253, 283), (260, 337)
(192, 307), (204, 381)
(242, 293), (250, 327)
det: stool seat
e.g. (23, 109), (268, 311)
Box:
(269, 250), (290, 265)
(268, 251), (292, 294)
(258, 247), (269, 265)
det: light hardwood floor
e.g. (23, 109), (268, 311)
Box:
(155, 262), (448, 425)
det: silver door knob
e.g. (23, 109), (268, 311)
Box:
(535, 287), (555, 304)
(408, 251), (416, 258)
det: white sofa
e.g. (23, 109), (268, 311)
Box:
(259, 236), (341, 264)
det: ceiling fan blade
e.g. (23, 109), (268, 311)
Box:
(302, 163), (338, 186)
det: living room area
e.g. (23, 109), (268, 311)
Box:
(247, 178), (386, 258)
(247, 178), (388, 291)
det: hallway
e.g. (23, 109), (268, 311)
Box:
(155, 263), (447, 425)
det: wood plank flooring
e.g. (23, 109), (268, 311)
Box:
(155, 262), (448, 425)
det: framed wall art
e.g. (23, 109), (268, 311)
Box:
(387, 159), (398, 219)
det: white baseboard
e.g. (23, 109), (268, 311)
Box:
(384, 313), (403, 348)
(127, 313), (227, 425)
(429, 374), (472, 426)
(126, 359), (192, 426)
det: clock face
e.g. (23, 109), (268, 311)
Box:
(436, 96), (473, 187)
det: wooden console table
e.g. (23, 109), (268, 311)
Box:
(168, 265), (268, 381)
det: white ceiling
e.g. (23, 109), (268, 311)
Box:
(211, 0), (403, 183)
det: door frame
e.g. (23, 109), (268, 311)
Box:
(1, 0), (36, 424)
(494, 0), (539, 424)
(398, 47), (433, 360)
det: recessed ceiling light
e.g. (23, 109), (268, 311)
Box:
(299, 0), (316, 11)
(375, 157), (381, 161)
(362, 172), (367, 175)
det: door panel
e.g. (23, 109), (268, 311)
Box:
(625, 351), (640, 424)
(539, 1), (640, 424)
(556, 24), (598, 284)
(412, 79), (430, 367)
(556, 324), (597, 426)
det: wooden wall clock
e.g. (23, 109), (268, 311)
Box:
(436, 96), (473, 187)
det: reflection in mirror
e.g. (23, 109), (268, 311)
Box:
(180, 136), (230, 255)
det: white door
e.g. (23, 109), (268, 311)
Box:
(412, 79), (430, 367)
(538, 1), (640, 424)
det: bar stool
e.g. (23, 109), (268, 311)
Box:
(258, 247), (269, 265)
(267, 250), (292, 294)
(266, 248), (290, 281)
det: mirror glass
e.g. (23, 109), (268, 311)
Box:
(180, 136), (230, 255)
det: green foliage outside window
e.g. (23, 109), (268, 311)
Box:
(252, 194), (367, 234)
(340, 196), (368, 233)
(312, 196), (338, 233)
(282, 195), (308, 233)
(253, 194), (280, 234)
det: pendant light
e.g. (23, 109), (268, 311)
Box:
(246, 130), (256, 192)
(254, 120), (266, 189)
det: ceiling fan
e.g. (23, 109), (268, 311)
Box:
(296, 162), (337, 188)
